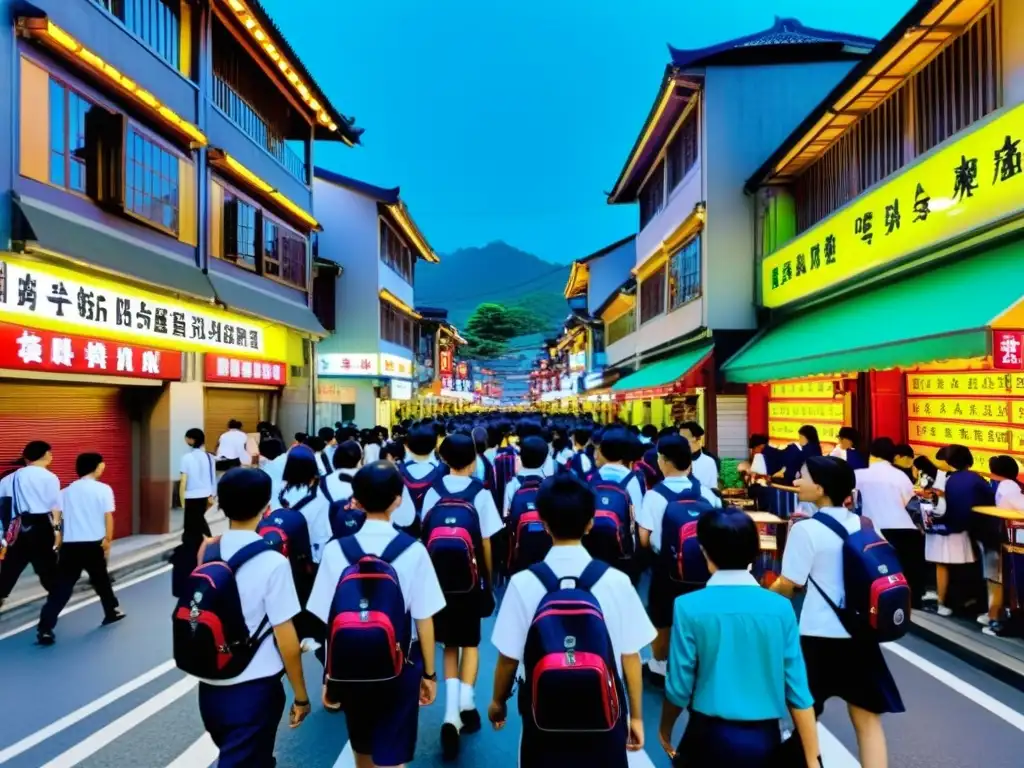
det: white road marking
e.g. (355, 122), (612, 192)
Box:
(0, 564), (171, 641)
(886, 642), (1024, 733)
(165, 733), (217, 768)
(0, 659), (177, 763)
(819, 723), (861, 767)
(332, 740), (354, 767)
(39, 676), (197, 768)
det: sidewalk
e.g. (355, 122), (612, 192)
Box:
(911, 609), (1024, 692)
(3, 507), (227, 614)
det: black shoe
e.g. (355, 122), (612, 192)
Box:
(37, 630), (55, 646)
(460, 708), (481, 734)
(441, 722), (460, 760)
(102, 610), (126, 626)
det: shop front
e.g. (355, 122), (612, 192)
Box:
(202, 352), (289, 444)
(611, 343), (713, 429)
(316, 351), (415, 427)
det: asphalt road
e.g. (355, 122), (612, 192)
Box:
(1, 567), (1023, 767)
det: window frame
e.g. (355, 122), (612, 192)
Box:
(638, 161), (666, 229)
(668, 235), (702, 311)
(90, 0), (183, 75)
(379, 218), (415, 284)
(46, 75), (94, 197)
(379, 299), (417, 351)
(122, 123), (181, 236)
(639, 264), (667, 325)
(223, 192), (258, 272)
(606, 307), (635, 346)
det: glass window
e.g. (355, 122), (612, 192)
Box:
(380, 219), (414, 283)
(97, 0), (180, 71)
(125, 127), (179, 233)
(606, 308), (635, 346)
(224, 194), (257, 270)
(668, 235), (701, 310)
(667, 111), (698, 191)
(216, 190), (308, 289)
(263, 219), (280, 278)
(639, 161), (665, 229)
(639, 265), (666, 324)
(379, 301), (415, 350)
(48, 78), (93, 193)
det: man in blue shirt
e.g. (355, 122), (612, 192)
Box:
(659, 508), (820, 767)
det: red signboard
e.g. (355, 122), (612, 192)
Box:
(205, 353), (288, 385)
(0, 322), (182, 379)
(993, 330), (1024, 370)
(439, 347), (453, 376)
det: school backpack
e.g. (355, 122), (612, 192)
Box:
(0, 471), (22, 557)
(655, 478), (715, 586)
(397, 461), (449, 518)
(522, 561), (624, 732)
(421, 479), (486, 594)
(563, 451), (588, 478)
(809, 513), (912, 642)
(633, 447), (662, 492)
(257, 507), (314, 572)
(325, 535), (415, 683)
(493, 447), (519, 512)
(172, 538), (274, 679)
(318, 472), (366, 540)
(584, 473), (636, 565)
(507, 475), (552, 573)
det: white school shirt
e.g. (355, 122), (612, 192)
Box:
(503, 467), (546, 518)
(780, 506), (862, 639)
(995, 479), (1024, 510)
(854, 460), (916, 530)
(492, 545), (656, 675)
(322, 470), (355, 506)
(278, 485), (332, 563)
(60, 477), (115, 543)
(262, 453), (288, 504)
(691, 452), (719, 490)
(554, 447), (574, 467)
(636, 475), (722, 553)
(216, 429), (251, 464)
(315, 452), (333, 477)
(198, 530), (301, 686)
(180, 448), (217, 500)
(5, 465), (61, 515)
(422, 475), (504, 538)
(593, 464), (644, 516)
(307, 519), (446, 641)
(392, 457), (439, 529)
(363, 443), (381, 465)
(541, 453), (556, 478)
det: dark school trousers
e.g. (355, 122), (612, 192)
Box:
(182, 498), (212, 545)
(883, 528), (926, 608)
(674, 712), (781, 768)
(0, 514), (56, 603)
(39, 541), (119, 632)
(199, 674), (286, 768)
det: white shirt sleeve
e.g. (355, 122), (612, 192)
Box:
(409, 545), (447, 620)
(264, 555), (302, 627)
(46, 472), (61, 510)
(307, 542), (344, 623)
(780, 521), (815, 588)
(608, 571), (657, 655)
(179, 454), (189, 476)
(626, 476), (644, 515)
(750, 453), (768, 475)
(491, 578), (532, 661)
(637, 491), (658, 533)
(104, 483), (116, 513)
(421, 488), (440, 519)
(503, 478), (518, 519)
(702, 484), (722, 508)
(391, 488), (416, 529)
(475, 488), (504, 538)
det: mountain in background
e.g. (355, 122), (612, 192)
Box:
(415, 241), (570, 332)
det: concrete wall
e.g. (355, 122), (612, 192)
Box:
(587, 239), (636, 315)
(637, 299), (703, 356)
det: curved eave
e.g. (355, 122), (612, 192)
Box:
(379, 288), (422, 320)
(563, 261), (589, 299)
(380, 201), (439, 264)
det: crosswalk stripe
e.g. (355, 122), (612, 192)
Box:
(819, 723), (861, 767)
(40, 676), (197, 768)
(0, 659), (177, 765)
(165, 733), (217, 768)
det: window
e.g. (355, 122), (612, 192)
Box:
(639, 265), (666, 324)
(217, 187), (309, 290)
(380, 300), (417, 350)
(668, 236), (701, 309)
(125, 127), (179, 233)
(606, 308), (635, 345)
(262, 219), (307, 289)
(92, 0), (181, 71)
(639, 161), (665, 228)
(48, 78), (92, 193)
(380, 220), (414, 283)
(224, 194), (257, 270)
(667, 109), (698, 191)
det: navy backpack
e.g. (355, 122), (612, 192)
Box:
(319, 472), (366, 540)
(172, 538), (274, 679)
(421, 479), (486, 595)
(585, 473), (636, 566)
(507, 475), (552, 573)
(656, 478), (715, 586)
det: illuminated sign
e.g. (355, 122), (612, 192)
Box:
(317, 382), (356, 403)
(769, 378), (838, 399)
(762, 102), (1024, 308)
(768, 419), (840, 444)
(380, 353), (413, 379)
(205, 353), (287, 385)
(389, 379), (412, 400)
(994, 330), (1024, 370)
(907, 397), (1009, 423)
(909, 443), (1024, 471)
(768, 400), (844, 421)
(906, 371), (1013, 396)
(318, 353), (378, 376)
(908, 420), (1012, 451)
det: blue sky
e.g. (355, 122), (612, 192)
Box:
(263, 0), (912, 263)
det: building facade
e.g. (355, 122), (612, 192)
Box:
(0, 0), (355, 535)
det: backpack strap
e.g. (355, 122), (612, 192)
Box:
(380, 532), (416, 563)
(290, 489), (318, 513)
(225, 539), (273, 570)
(812, 512), (851, 541)
(577, 560), (610, 592)
(653, 483), (681, 503)
(200, 536), (222, 564)
(320, 452), (332, 475)
(339, 535), (366, 563)
(319, 475), (334, 505)
(529, 561), (561, 593)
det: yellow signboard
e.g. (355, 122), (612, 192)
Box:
(769, 420), (840, 444)
(905, 371), (1011, 396)
(907, 397), (1009, 423)
(909, 443), (1024, 473)
(762, 101), (1024, 308)
(907, 420), (1012, 451)
(769, 379), (837, 399)
(768, 400), (844, 421)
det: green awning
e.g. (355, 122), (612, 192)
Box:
(612, 343), (714, 392)
(722, 241), (1024, 383)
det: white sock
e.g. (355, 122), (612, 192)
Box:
(459, 681), (476, 711)
(444, 678), (462, 726)
(647, 658), (667, 676)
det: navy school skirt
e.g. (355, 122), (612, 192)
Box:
(198, 674), (286, 768)
(674, 712), (781, 768)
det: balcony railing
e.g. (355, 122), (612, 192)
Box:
(213, 74), (308, 183)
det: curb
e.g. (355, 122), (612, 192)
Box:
(909, 612), (1024, 694)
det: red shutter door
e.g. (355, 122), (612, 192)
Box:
(0, 384), (133, 538)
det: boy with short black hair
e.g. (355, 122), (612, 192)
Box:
(321, 439), (363, 506)
(317, 426), (338, 470)
(566, 426), (594, 476)
(594, 429), (645, 511)
(680, 421), (718, 490)
(503, 436), (548, 518)
(422, 433), (503, 759)
(393, 425), (448, 530)
(489, 474), (655, 766)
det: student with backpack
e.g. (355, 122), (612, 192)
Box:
(320, 439), (362, 505)
(488, 474), (655, 767)
(564, 426), (594, 477)
(586, 429), (643, 575)
(637, 435), (720, 682)
(504, 436), (553, 574)
(277, 447), (332, 564)
(317, 427), (339, 473)
(420, 433), (503, 759)
(491, 422), (520, 512)
(173, 468), (311, 767)
(307, 461), (444, 768)
(680, 421), (719, 491)
(772, 456), (905, 768)
(394, 425), (450, 533)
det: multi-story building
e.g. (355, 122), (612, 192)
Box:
(603, 17), (876, 456)
(0, 0), (356, 535)
(725, 0), (1024, 465)
(312, 169), (439, 427)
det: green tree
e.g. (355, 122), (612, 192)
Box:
(465, 303), (522, 342)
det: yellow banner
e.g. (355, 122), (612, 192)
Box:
(762, 101), (1024, 308)
(909, 443), (1023, 472)
(907, 420), (1012, 451)
(905, 371), (1011, 396)
(769, 420), (840, 444)
(907, 397), (1009, 423)
(769, 379), (837, 399)
(768, 400), (844, 421)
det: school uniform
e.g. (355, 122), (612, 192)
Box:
(0, 465), (61, 602)
(781, 507), (904, 716)
(38, 477), (120, 633)
(491, 544), (656, 767)
(636, 475), (721, 629)
(690, 451), (719, 490)
(554, 446), (574, 467)
(422, 475), (503, 647)
(278, 485), (332, 564)
(392, 457), (441, 530)
(261, 453), (288, 507)
(988, 480), (1024, 582)
(541, 452), (556, 478)
(179, 448), (216, 543)
(320, 470), (355, 507)
(566, 449), (594, 476)
(308, 520), (446, 766)
(926, 470), (990, 565)
(363, 442), (381, 465)
(195, 530), (301, 768)
(593, 464), (645, 513)
(667, 570), (814, 767)
(216, 429), (251, 469)
(315, 452), (333, 477)
(503, 466), (546, 519)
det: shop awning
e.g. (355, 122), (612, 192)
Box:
(13, 196), (215, 301)
(722, 241), (1024, 383)
(612, 343), (714, 396)
(207, 273), (326, 336)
